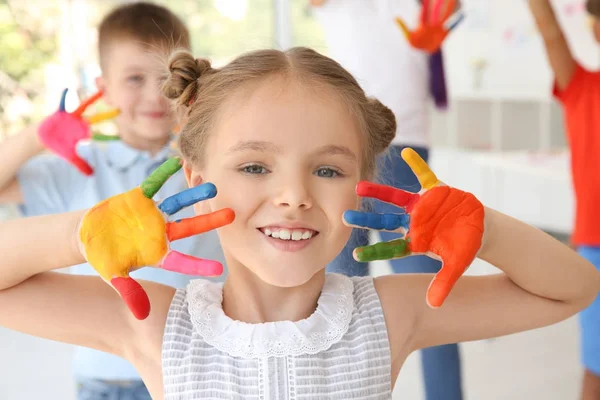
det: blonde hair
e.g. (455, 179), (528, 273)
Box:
(162, 47), (396, 179)
(98, 2), (190, 68)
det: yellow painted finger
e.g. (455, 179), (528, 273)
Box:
(87, 109), (120, 125)
(394, 17), (412, 40)
(401, 147), (440, 190)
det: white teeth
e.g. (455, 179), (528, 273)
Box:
(262, 228), (314, 241)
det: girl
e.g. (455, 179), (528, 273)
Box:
(0, 47), (598, 400)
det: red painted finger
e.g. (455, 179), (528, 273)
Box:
(111, 276), (150, 320)
(68, 154), (93, 176)
(421, 0), (431, 24)
(356, 181), (420, 212)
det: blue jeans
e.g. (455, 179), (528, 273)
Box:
(578, 246), (600, 376)
(76, 380), (151, 400)
(327, 145), (463, 400)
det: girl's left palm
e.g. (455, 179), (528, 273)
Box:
(344, 148), (484, 308)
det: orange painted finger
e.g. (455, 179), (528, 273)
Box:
(166, 208), (235, 241)
(440, 0), (458, 24)
(425, 260), (464, 308)
(73, 90), (103, 118)
(401, 147), (440, 190)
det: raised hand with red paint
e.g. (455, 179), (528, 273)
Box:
(344, 148), (484, 308)
(37, 88), (120, 176)
(395, 0), (465, 53)
(78, 157), (235, 320)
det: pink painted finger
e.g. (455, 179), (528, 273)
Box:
(161, 251), (223, 277)
(356, 181), (420, 212)
(111, 276), (150, 320)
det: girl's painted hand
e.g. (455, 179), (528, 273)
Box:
(344, 148), (484, 308)
(395, 0), (464, 53)
(78, 157), (235, 320)
(38, 89), (120, 175)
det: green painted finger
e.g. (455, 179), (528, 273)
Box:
(141, 157), (183, 199)
(353, 238), (411, 262)
(91, 132), (120, 141)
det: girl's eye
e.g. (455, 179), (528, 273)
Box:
(315, 167), (341, 178)
(242, 164), (268, 175)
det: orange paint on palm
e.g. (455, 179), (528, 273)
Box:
(79, 187), (168, 280)
(408, 186), (484, 307)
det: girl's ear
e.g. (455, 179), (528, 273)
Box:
(182, 160), (204, 188)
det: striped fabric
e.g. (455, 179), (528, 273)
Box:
(162, 274), (392, 399)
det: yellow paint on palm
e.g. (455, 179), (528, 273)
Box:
(79, 187), (168, 280)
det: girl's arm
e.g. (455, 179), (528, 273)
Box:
(377, 207), (600, 355)
(0, 211), (173, 360)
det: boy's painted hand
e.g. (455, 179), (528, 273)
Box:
(38, 88), (120, 175)
(78, 157), (235, 320)
(395, 0), (464, 53)
(344, 148), (484, 308)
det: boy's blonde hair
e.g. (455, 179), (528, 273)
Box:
(161, 47), (396, 179)
(98, 2), (190, 68)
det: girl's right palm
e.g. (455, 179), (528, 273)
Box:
(79, 157), (235, 320)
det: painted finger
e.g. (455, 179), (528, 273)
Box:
(110, 276), (151, 320)
(356, 181), (420, 212)
(394, 17), (412, 40)
(353, 238), (412, 262)
(426, 259), (464, 308)
(159, 183), (217, 215)
(166, 208), (235, 241)
(140, 157), (182, 199)
(72, 90), (103, 118)
(161, 250), (223, 277)
(445, 11), (465, 32)
(87, 109), (120, 125)
(68, 154), (94, 176)
(343, 210), (409, 232)
(400, 148), (440, 190)
(440, 0), (458, 24)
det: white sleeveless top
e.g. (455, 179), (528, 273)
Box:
(162, 274), (392, 399)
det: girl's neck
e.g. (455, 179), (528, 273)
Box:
(222, 264), (326, 324)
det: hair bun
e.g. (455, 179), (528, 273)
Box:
(162, 49), (212, 106)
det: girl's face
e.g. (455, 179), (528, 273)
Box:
(187, 79), (363, 287)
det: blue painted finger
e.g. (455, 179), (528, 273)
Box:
(159, 182), (217, 215)
(344, 210), (410, 231)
